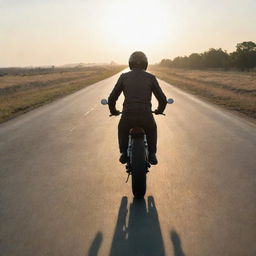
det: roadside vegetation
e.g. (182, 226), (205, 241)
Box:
(149, 41), (256, 120)
(0, 65), (126, 123)
(160, 41), (256, 71)
(149, 66), (256, 119)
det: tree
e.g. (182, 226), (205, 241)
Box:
(172, 56), (189, 68)
(231, 41), (256, 70)
(201, 48), (229, 68)
(160, 59), (172, 67)
(159, 41), (256, 71)
(188, 53), (202, 69)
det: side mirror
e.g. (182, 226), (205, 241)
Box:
(167, 98), (174, 104)
(101, 99), (108, 105)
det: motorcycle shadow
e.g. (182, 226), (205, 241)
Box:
(109, 196), (165, 256)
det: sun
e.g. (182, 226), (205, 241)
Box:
(103, 0), (171, 51)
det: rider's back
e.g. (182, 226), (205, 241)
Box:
(109, 69), (166, 114)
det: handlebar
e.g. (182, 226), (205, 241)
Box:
(109, 111), (166, 117)
(102, 98), (173, 117)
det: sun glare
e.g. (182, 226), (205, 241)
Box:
(104, 0), (172, 52)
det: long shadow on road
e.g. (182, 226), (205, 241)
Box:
(87, 196), (186, 256)
(88, 232), (103, 256)
(109, 196), (165, 256)
(170, 230), (186, 256)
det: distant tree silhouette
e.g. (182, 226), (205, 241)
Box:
(172, 56), (189, 68)
(230, 41), (256, 70)
(159, 41), (256, 71)
(160, 59), (172, 67)
(188, 53), (202, 69)
(201, 48), (229, 68)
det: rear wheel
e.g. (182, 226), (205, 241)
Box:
(131, 137), (147, 198)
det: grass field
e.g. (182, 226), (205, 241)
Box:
(149, 65), (256, 120)
(0, 65), (126, 123)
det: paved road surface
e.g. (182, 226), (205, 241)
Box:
(1, 70), (256, 256)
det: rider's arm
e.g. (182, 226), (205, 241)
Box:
(151, 76), (167, 113)
(108, 74), (124, 114)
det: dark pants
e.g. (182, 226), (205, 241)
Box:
(118, 112), (157, 154)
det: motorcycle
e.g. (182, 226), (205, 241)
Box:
(101, 98), (174, 198)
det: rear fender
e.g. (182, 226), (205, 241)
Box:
(129, 127), (145, 138)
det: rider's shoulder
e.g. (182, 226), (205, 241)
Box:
(119, 71), (133, 80)
(142, 71), (158, 82)
(144, 71), (156, 78)
(121, 70), (133, 76)
(122, 70), (156, 78)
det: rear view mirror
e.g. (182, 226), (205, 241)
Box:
(101, 99), (108, 105)
(167, 98), (174, 104)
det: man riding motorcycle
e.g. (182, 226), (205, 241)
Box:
(108, 51), (167, 165)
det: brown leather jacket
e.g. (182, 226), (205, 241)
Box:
(108, 69), (167, 114)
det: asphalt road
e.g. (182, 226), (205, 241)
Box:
(1, 70), (256, 256)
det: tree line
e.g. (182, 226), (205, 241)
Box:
(160, 41), (256, 71)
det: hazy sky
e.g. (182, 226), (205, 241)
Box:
(1, 0), (255, 67)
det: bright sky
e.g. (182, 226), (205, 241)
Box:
(0, 0), (256, 67)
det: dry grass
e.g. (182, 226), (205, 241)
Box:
(0, 65), (126, 123)
(149, 65), (256, 120)
(0, 68), (100, 89)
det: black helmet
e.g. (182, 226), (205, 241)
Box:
(129, 51), (148, 70)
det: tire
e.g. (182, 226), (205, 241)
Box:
(131, 137), (147, 198)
